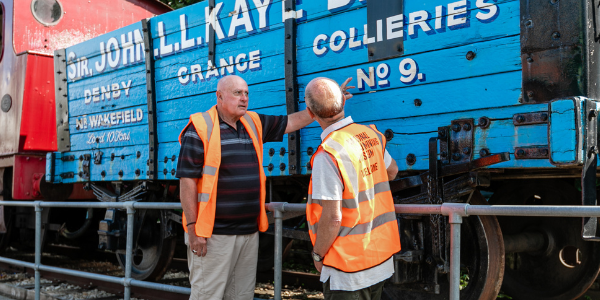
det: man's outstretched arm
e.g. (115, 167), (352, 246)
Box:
(285, 77), (355, 133)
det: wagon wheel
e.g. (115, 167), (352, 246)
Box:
(116, 208), (176, 281)
(383, 192), (504, 300)
(489, 180), (600, 300)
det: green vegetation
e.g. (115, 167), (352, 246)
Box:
(459, 273), (469, 291)
(159, 0), (204, 10)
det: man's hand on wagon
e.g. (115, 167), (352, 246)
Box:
(341, 77), (356, 100)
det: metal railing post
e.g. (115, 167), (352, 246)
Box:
(34, 201), (43, 300)
(274, 204), (284, 300)
(448, 212), (463, 300)
(124, 202), (135, 300)
(441, 203), (468, 300)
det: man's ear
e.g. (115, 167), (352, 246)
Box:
(306, 106), (316, 120)
(216, 90), (222, 101)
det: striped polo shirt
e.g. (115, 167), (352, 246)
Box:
(176, 114), (287, 235)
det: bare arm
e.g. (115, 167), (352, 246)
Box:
(285, 110), (313, 134)
(285, 77), (355, 134)
(180, 177), (207, 256)
(387, 158), (398, 180)
(312, 200), (343, 272)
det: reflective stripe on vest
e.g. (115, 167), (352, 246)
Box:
(307, 181), (391, 209)
(306, 123), (401, 273)
(179, 105), (269, 237)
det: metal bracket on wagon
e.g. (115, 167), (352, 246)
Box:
(439, 119), (474, 165)
(582, 99), (599, 241)
(390, 152), (509, 195)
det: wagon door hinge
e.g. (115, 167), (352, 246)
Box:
(582, 99), (600, 240)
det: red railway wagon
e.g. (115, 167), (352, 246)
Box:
(0, 0), (170, 201)
(0, 0), (170, 266)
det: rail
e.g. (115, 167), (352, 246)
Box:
(266, 202), (600, 300)
(0, 201), (191, 300)
(2, 200), (600, 300)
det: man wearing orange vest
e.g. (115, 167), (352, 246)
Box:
(305, 77), (401, 300)
(176, 75), (352, 300)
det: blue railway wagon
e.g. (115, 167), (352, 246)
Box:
(45, 0), (600, 298)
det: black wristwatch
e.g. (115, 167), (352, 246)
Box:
(312, 251), (324, 262)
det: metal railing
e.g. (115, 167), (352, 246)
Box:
(4, 200), (600, 300)
(266, 202), (600, 300)
(0, 201), (191, 300)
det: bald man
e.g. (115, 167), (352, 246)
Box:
(305, 77), (400, 300)
(176, 75), (351, 300)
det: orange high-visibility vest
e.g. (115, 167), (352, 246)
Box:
(178, 105), (269, 238)
(307, 123), (401, 272)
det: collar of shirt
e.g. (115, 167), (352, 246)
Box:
(218, 115), (244, 132)
(320, 116), (354, 141)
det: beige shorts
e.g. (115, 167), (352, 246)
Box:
(185, 232), (259, 300)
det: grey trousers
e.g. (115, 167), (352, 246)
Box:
(185, 232), (258, 300)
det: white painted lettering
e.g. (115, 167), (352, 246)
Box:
(408, 11), (432, 36)
(220, 57), (235, 76)
(121, 80), (132, 96)
(110, 112), (117, 125)
(67, 52), (77, 80)
(328, 0), (352, 11)
(158, 21), (173, 56)
(133, 30), (145, 62)
(349, 28), (362, 49)
(435, 6), (444, 29)
(95, 42), (107, 73)
(330, 31), (346, 52)
(313, 34), (328, 56)
(249, 50), (261, 70)
(236, 53), (248, 72)
(80, 57), (90, 77)
(124, 110), (131, 123)
(92, 87), (100, 102)
(180, 15), (196, 50)
(205, 60), (220, 80)
(357, 67), (375, 89)
(448, 0), (467, 27)
(84, 90), (92, 104)
(121, 32), (135, 65)
(112, 83), (121, 99)
(363, 24), (375, 45)
(136, 109), (143, 122)
(252, 0), (272, 29)
(205, 3), (226, 43)
(386, 14), (403, 40)
(476, 0), (497, 21)
(178, 67), (190, 84)
(107, 37), (120, 68)
(228, 0), (255, 37)
(101, 85), (111, 101)
(191, 64), (203, 82)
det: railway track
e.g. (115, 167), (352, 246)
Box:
(0, 244), (323, 300)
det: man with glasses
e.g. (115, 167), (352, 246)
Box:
(176, 75), (353, 300)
